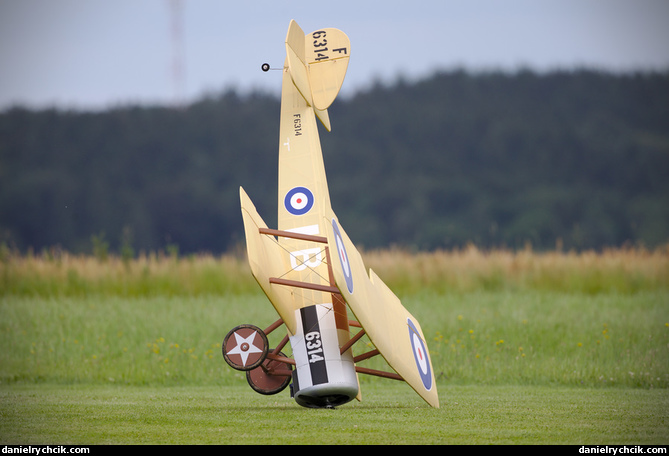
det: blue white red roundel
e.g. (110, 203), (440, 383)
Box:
(332, 219), (353, 294)
(408, 319), (432, 391)
(284, 187), (314, 216)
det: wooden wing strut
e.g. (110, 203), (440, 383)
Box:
(259, 227), (405, 382)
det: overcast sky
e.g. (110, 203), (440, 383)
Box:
(1, 0), (668, 110)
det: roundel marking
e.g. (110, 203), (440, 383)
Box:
(284, 187), (314, 216)
(332, 219), (353, 294)
(408, 319), (433, 391)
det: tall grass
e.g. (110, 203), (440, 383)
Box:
(0, 250), (257, 297)
(364, 243), (669, 295)
(1, 244), (667, 297)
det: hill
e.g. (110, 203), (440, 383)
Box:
(1, 69), (667, 254)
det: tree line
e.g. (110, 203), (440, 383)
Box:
(1, 68), (667, 255)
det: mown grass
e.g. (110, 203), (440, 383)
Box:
(2, 384), (667, 444)
(0, 246), (668, 443)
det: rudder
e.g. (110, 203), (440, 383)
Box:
(306, 27), (350, 111)
(284, 20), (350, 129)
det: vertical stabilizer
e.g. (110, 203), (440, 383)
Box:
(284, 20), (350, 131)
(285, 20), (313, 107)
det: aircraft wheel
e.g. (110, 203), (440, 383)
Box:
(222, 324), (269, 371)
(246, 351), (292, 395)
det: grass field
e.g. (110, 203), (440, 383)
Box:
(1, 246), (668, 444)
(2, 384), (667, 444)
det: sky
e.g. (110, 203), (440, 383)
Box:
(1, 0), (668, 111)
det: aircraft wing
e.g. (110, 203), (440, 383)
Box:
(240, 186), (300, 334)
(324, 209), (440, 408)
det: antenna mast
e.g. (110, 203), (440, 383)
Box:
(168, 0), (185, 107)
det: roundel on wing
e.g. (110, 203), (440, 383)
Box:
(331, 219), (353, 294)
(284, 187), (314, 216)
(408, 319), (432, 391)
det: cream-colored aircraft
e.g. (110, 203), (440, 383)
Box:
(222, 20), (439, 409)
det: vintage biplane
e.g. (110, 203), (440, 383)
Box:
(222, 20), (439, 409)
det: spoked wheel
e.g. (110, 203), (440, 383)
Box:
(222, 324), (269, 371)
(246, 351), (293, 395)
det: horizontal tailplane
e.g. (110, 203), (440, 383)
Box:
(285, 20), (350, 130)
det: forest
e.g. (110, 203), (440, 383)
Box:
(1, 68), (668, 255)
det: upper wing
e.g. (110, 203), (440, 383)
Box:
(324, 209), (440, 408)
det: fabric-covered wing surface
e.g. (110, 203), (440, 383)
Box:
(240, 186), (299, 334)
(324, 209), (439, 408)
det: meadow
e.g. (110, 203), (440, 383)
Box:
(1, 245), (668, 444)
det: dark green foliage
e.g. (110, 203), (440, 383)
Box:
(1, 69), (668, 254)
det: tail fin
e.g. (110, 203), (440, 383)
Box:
(285, 20), (313, 106)
(285, 20), (350, 130)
